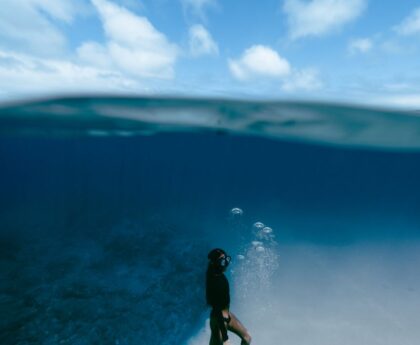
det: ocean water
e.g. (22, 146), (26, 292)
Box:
(1, 96), (420, 345)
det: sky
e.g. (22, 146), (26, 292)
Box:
(1, 0), (420, 107)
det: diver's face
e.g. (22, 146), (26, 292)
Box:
(217, 254), (231, 271)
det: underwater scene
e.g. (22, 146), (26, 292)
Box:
(1, 96), (420, 345)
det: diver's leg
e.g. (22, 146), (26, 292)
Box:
(210, 316), (228, 345)
(209, 333), (220, 345)
(227, 312), (252, 345)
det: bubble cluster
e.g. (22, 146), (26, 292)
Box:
(229, 205), (281, 311)
(233, 217), (280, 307)
(228, 207), (279, 293)
(253, 223), (275, 242)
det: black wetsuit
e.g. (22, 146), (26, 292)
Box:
(206, 268), (231, 342)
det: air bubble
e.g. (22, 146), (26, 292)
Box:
(252, 241), (263, 247)
(262, 227), (273, 234)
(253, 222), (264, 229)
(256, 246), (265, 252)
(237, 254), (245, 260)
(230, 207), (243, 216)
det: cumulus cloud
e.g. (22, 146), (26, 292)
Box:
(228, 45), (322, 92)
(228, 45), (291, 81)
(88, 0), (178, 79)
(29, 0), (81, 22)
(0, 0), (82, 55)
(394, 7), (420, 35)
(283, 0), (367, 40)
(76, 41), (112, 69)
(0, 0), (179, 79)
(0, 50), (143, 99)
(348, 38), (373, 54)
(188, 25), (219, 56)
(0, 0), (181, 99)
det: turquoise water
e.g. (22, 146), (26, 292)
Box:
(1, 96), (420, 345)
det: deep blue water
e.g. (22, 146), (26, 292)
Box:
(2, 134), (419, 242)
(1, 97), (420, 345)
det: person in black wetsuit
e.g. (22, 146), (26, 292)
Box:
(206, 248), (252, 345)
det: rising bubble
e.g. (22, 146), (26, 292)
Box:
(255, 245), (265, 252)
(230, 207), (243, 216)
(262, 226), (273, 234)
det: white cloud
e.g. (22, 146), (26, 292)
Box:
(348, 38), (373, 54)
(77, 41), (112, 69)
(0, 0), (181, 99)
(0, 50), (143, 99)
(228, 45), (322, 92)
(394, 7), (420, 35)
(228, 45), (291, 81)
(89, 0), (178, 79)
(188, 25), (219, 56)
(283, 0), (367, 40)
(282, 68), (323, 92)
(0, 0), (82, 55)
(26, 0), (79, 23)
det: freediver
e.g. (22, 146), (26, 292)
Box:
(206, 248), (252, 345)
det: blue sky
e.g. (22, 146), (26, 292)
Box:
(1, 0), (420, 107)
